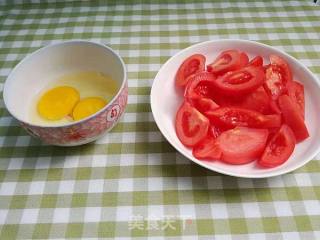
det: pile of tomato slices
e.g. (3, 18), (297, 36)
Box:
(175, 49), (309, 168)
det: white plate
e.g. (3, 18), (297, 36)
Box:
(151, 39), (320, 178)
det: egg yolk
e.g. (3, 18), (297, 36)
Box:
(37, 86), (80, 120)
(72, 97), (107, 121)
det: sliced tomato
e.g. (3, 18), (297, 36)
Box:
(184, 72), (216, 100)
(258, 124), (295, 168)
(193, 135), (222, 160)
(212, 66), (265, 96)
(240, 52), (249, 67)
(175, 54), (206, 87)
(268, 127), (280, 142)
(225, 87), (280, 115)
(205, 90), (237, 107)
(270, 54), (292, 83)
(217, 127), (268, 164)
(269, 100), (282, 114)
(238, 87), (272, 114)
(207, 50), (241, 75)
(191, 98), (219, 114)
(209, 125), (222, 139)
(278, 95), (309, 142)
(287, 81), (305, 119)
(175, 101), (209, 147)
(247, 56), (263, 67)
(205, 107), (281, 129)
(264, 54), (292, 100)
(263, 64), (270, 71)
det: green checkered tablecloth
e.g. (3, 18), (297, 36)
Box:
(0, 0), (320, 239)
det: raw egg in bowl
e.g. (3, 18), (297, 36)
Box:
(3, 40), (127, 146)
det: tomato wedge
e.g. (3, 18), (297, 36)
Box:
(184, 72), (216, 100)
(278, 95), (309, 142)
(287, 81), (305, 119)
(269, 100), (282, 114)
(205, 107), (281, 129)
(212, 66), (265, 96)
(217, 127), (268, 164)
(264, 54), (292, 99)
(207, 50), (241, 75)
(176, 54), (206, 87)
(191, 98), (219, 114)
(175, 101), (209, 147)
(247, 56), (263, 67)
(193, 135), (222, 160)
(258, 124), (295, 168)
(209, 125), (222, 139)
(238, 87), (272, 114)
(240, 52), (249, 67)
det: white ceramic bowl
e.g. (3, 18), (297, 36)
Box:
(151, 39), (320, 178)
(3, 41), (128, 146)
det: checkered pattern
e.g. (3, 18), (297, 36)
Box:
(0, 0), (320, 239)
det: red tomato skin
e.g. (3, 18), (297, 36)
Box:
(184, 72), (216, 100)
(193, 136), (222, 160)
(212, 66), (265, 96)
(176, 54), (206, 88)
(191, 98), (219, 114)
(240, 52), (249, 67)
(287, 81), (305, 119)
(175, 101), (210, 147)
(248, 56), (263, 67)
(207, 50), (241, 75)
(258, 124), (296, 168)
(278, 95), (309, 142)
(217, 127), (269, 164)
(205, 107), (281, 129)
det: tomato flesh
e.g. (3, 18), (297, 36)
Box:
(287, 81), (305, 119)
(238, 87), (272, 114)
(184, 72), (216, 100)
(175, 101), (210, 147)
(207, 50), (241, 75)
(205, 107), (281, 129)
(278, 95), (309, 142)
(176, 54), (206, 87)
(270, 54), (292, 83)
(209, 125), (222, 139)
(191, 97), (219, 114)
(193, 136), (222, 160)
(248, 56), (263, 67)
(259, 124), (295, 168)
(217, 127), (268, 164)
(212, 66), (265, 96)
(269, 100), (282, 114)
(264, 55), (292, 100)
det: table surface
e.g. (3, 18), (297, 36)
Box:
(0, 0), (320, 239)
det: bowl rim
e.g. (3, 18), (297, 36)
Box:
(151, 39), (320, 178)
(3, 40), (127, 128)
